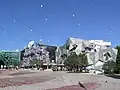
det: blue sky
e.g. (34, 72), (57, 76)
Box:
(0, 0), (119, 50)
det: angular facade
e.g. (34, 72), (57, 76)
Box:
(20, 38), (117, 72)
(56, 38), (117, 72)
(20, 41), (57, 66)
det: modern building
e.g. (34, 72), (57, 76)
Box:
(20, 41), (57, 68)
(20, 38), (117, 73)
(56, 38), (117, 73)
(0, 51), (20, 69)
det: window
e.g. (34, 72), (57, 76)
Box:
(94, 49), (97, 52)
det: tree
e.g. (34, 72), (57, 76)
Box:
(64, 52), (88, 72)
(77, 53), (88, 71)
(30, 58), (42, 70)
(35, 60), (42, 70)
(12, 59), (21, 67)
(64, 52), (78, 72)
(114, 46), (120, 73)
(102, 61), (116, 74)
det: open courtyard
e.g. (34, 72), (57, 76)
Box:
(0, 70), (119, 90)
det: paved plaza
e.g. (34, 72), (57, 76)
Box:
(0, 70), (119, 90)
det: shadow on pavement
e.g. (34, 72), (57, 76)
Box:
(105, 74), (120, 79)
(67, 71), (89, 73)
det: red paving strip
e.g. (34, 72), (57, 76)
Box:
(0, 76), (54, 88)
(47, 83), (100, 90)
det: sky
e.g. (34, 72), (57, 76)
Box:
(0, 0), (120, 50)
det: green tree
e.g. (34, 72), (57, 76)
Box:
(64, 52), (78, 72)
(77, 53), (88, 71)
(102, 61), (116, 74)
(114, 46), (120, 73)
(12, 59), (21, 67)
(64, 52), (88, 72)
(30, 59), (42, 70)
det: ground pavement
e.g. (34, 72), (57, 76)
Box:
(0, 70), (120, 90)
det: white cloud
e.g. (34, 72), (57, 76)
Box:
(72, 14), (75, 17)
(45, 18), (48, 21)
(40, 4), (44, 8)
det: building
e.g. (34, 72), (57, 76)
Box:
(56, 38), (117, 73)
(0, 51), (20, 69)
(20, 41), (57, 68)
(20, 38), (117, 73)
